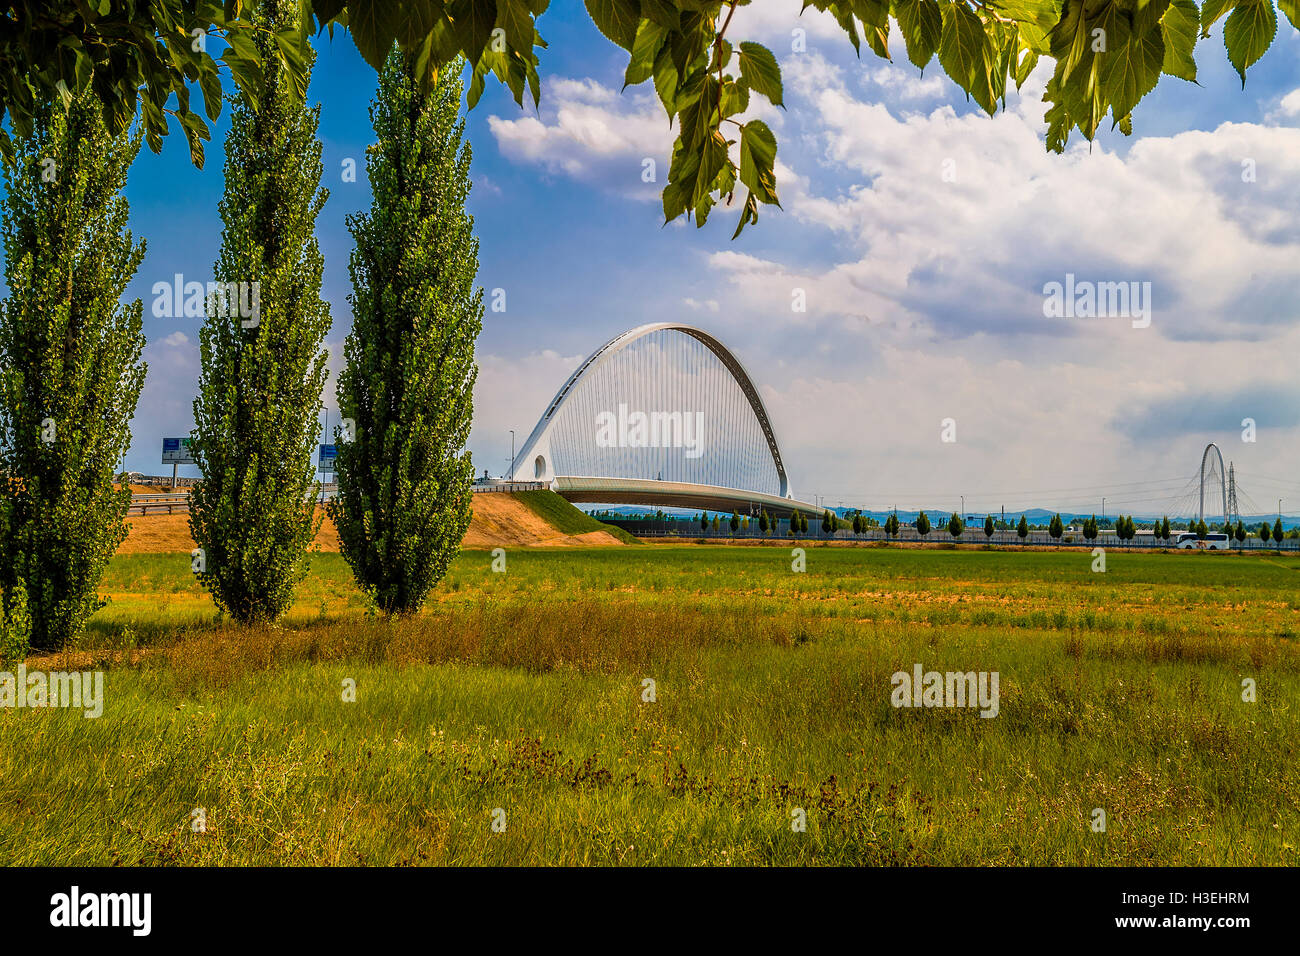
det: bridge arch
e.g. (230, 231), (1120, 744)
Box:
(511, 324), (793, 502)
(1199, 442), (1227, 525)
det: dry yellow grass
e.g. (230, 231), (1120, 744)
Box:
(117, 493), (622, 554)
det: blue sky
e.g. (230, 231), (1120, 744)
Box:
(12, 3), (1300, 519)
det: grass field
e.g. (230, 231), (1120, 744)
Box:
(2, 544), (1297, 866)
(511, 490), (641, 544)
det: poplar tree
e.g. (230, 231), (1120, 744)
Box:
(0, 94), (146, 651)
(331, 50), (481, 615)
(189, 0), (331, 625)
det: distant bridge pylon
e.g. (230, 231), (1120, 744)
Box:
(1199, 442), (1228, 525)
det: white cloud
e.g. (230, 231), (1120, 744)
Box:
(1267, 87), (1300, 121)
(475, 35), (1300, 510)
(487, 81), (673, 200)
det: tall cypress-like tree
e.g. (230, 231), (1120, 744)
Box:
(330, 49), (481, 614)
(189, 0), (330, 625)
(0, 94), (146, 652)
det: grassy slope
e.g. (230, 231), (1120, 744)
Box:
(511, 490), (641, 544)
(2, 547), (1297, 865)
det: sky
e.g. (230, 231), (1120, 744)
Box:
(9, 3), (1300, 520)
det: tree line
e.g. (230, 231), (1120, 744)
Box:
(1, 1), (479, 657)
(615, 507), (1295, 550)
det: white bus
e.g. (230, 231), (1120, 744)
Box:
(1175, 532), (1231, 550)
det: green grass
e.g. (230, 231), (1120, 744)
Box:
(510, 489), (641, 544)
(2, 545), (1297, 865)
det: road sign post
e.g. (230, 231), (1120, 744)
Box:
(162, 438), (195, 490)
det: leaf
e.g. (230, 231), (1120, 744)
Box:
(198, 60), (224, 119)
(495, 0), (537, 54)
(274, 26), (310, 101)
(447, 0), (498, 61)
(1100, 19), (1164, 124)
(1200, 0), (1237, 35)
(895, 0), (943, 70)
(640, 0), (679, 31)
(584, 0), (640, 51)
(692, 130), (728, 208)
(1280, 0), (1300, 31)
(981, 0), (1058, 32)
(738, 119), (779, 205)
(1161, 0), (1199, 80)
(221, 46), (263, 103)
(624, 19), (667, 87)
(1048, 0), (1091, 83)
(938, 1), (987, 91)
(662, 179), (687, 223)
(731, 191), (759, 239)
(1223, 0), (1276, 86)
(736, 41), (782, 107)
(348, 0), (403, 70)
(651, 41), (680, 114)
(1013, 45), (1039, 88)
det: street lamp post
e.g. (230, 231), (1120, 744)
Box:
(960, 495), (965, 526)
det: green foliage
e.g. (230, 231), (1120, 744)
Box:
(1234, 520), (1246, 544)
(947, 512), (963, 538)
(1259, 521), (1271, 542)
(916, 511), (931, 536)
(885, 512), (900, 537)
(984, 514), (995, 538)
(1196, 519), (1209, 538)
(0, 0), (317, 168)
(729, 510), (740, 533)
(700, 511), (709, 531)
(1274, 518), (1284, 545)
(1083, 515), (1097, 541)
(759, 509), (770, 534)
(0, 93), (146, 651)
(1048, 513), (1064, 539)
(1161, 516), (1171, 540)
(6, 2), (1296, 240)
(0, 579), (30, 663)
(1017, 514), (1029, 539)
(189, 0), (330, 626)
(330, 49), (482, 615)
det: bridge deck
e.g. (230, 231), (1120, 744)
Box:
(550, 476), (817, 517)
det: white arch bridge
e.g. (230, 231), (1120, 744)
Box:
(506, 324), (817, 517)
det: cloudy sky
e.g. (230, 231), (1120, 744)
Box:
(17, 4), (1300, 518)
